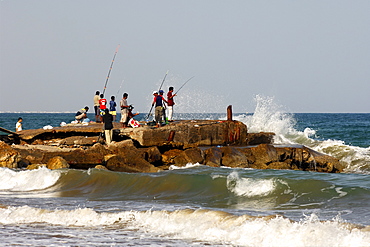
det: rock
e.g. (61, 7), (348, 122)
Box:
(221, 146), (249, 168)
(267, 162), (292, 170)
(120, 120), (247, 147)
(59, 136), (96, 146)
(203, 147), (222, 167)
(173, 148), (204, 167)
(161, 149), (183, 165)
(142, 146), (162, 165)
(94, 165), (108, 170)
(105, 154), (158, 173)
(0, 141), (21, 168)
(26, 164), (47, 170)
(250, 144), (279, 165)
(47, 156), (70, 169)
(246, 132), (275, 145)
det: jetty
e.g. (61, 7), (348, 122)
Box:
(0, 107), (344, 173)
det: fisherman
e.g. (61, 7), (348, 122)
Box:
(159, 90), (167, 124)
(152, 91), (167, 127)
(93, 91), (100, 122)
(120, 93), (129, 128)
(109, 96), (117, 122)
(167, 86), (177, 122)
(75, 106), (89, 123)
(102, 108), (113, 144)
(15, 117), (23, 132)
(99, 94), (107, 122)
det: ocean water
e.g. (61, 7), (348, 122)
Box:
(0, 96), (369, 246)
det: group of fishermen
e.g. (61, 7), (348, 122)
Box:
(74, 87), (177, 143)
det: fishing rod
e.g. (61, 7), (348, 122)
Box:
(115, 79), (124, 98)
(174, 76), (194, 95)
(102, 44), (120, 96)
(146, 70), (169, 120)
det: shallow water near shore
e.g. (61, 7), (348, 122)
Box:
(0, 97), (369, 246)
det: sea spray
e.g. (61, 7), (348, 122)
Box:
(235, 95), (370, 173)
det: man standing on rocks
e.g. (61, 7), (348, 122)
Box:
(167, 86), (176, 122)
(152, 91), (167, 127)
(99, 94), (107, 122)
(120, 93), (129, 128)
(102, 109), (113, 144)
(93, 91), (100, 122)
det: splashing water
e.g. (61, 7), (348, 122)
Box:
(234, 95), (370, 173)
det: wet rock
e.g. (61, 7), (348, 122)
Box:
(26, 164), (46, 170)
(246, 132), (275, 145)
(105, 154), (158, 173)
(267, 162), (293, 170)
(94, 165), (108, 170)
(142, 146), (162, 165)
(250, 144), (279, 166)
(161, 149), (183, 165)
(173, 148), (204, 167)
(221, 146), (249, 168)
(47, 156), (70, 169)
(204, 147), (222, 167)
(0, 141), (21, 168)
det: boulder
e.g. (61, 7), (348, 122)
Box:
(267, 162), (293, 170)
(47, 156), (70, 169)
(59, 136), (96, 146)
(246, 132), (275, 145)
(250, 144), (278, 165)
(142, 146), (162, 165)
(203, 147), (222, 167)
(26, 164), (46, 170)
(221, 146), (249, 168)
(120, 120), (247, 147)
(0, 141), (21, 168)
(105, 154), (158, 173)
(173, 148), (204, 167)
(94, 165), (109, 170)
(161, 149), (183, 165)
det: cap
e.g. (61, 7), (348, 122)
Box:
(153, 91), (158, 94)
(159, 90), (164, 94)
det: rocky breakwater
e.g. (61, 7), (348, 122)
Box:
(0, 120), (343, 173)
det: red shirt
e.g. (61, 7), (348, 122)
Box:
(167, 91), (174, 106)
(99, 98), (107, 110)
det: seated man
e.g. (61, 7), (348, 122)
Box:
(75, 106), (89, 122)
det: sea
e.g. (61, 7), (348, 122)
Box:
(0, 96), (369, 246)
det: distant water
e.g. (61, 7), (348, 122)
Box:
(0, 96), (369, 246)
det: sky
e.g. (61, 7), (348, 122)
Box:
(1, 0), (369, 113)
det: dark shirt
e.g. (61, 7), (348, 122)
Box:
(103, 113), (113, 130)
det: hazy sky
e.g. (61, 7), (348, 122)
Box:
(1, 0), (369, 113)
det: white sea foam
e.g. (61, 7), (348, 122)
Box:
(0, 206), (368, 246)
(237, 95), (370, 173)
(169, 163), (203, 170)
(0, 167), (61, 192)
(226, 171), (275, 197)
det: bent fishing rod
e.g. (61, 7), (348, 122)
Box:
(146, 70), (169, 120)
(174, 76), (195, 95)
(102, 44), (120, 96)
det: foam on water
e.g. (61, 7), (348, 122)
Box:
(0, 205), (369, 246)
(0, 167), (61, 191)
(237, 95), (370, 173)
(226, 171), (275, 197)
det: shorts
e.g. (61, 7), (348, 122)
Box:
(109, 111), (117, 116)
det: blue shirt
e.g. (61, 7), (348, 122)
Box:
(109, 101), (116, 111)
